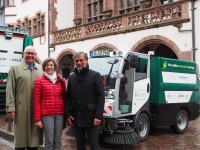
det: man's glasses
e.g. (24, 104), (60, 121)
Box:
(25, 52), (36, 55)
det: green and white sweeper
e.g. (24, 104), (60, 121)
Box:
(88, 50), (200, 145)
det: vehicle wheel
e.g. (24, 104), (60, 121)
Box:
(135, 113), (150, 141)
(170, 109), (189, 134)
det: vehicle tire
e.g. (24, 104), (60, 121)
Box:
(135, 113), (150, 141)
(170, 109), (189, 134)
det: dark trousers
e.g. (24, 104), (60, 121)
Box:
(73, 126), (100, 150)
(15, 147), (38, 150)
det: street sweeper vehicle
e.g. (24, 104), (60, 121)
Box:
(87, 50), (200, 145)
(0, 26), (33, 111)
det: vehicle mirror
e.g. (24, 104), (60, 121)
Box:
(107, 59), (119, 65)
(129, 54), (139, 68)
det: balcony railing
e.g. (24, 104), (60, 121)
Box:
(52, 1), (189, 45)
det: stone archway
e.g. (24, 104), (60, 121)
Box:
(56, 48), (76, 63)
(131, 35), (192, 61)
(56, 48), (76, 80)
(91, 43), (118, 51)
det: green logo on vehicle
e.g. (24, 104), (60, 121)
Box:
(163, 61), (167, 69)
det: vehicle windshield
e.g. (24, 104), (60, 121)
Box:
(89, 56), (122, 98)
(89, 57), (122, 75)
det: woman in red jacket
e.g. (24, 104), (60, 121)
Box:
(34, 58), (66, 150)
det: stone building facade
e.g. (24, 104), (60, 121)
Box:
(2, 0), (200, 77)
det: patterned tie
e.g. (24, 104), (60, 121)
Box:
(28, 64), (35, 71)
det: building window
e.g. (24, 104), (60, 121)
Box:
(23, 18), (28, 33)
(119, 0), (133, 14)
(100, 0), (103, 14)
(94, 2), (98, 16)
(19, 19), (31, 36)
(87, 0), (104, 23)
(127, 0), (132, 7)
(135, 0), (140, 5)
(28, 20), (31, 35)
(33, 18), (37, 36)
(120, 0), (125, 9)
(19, 13), (45, 37)
(41, 15), (45, 34)
(21, 0), (28, 3)
(0, 0), (4, 7)
(7, 0), (14, 6)
(161, 0), (179, 4)
(134, 0), (140, 11)
(0, 13), (5, 26)
(18, 18), (29, 35)
(127, 0), (133, 13)
(21, 22), (25, 28)
(16, 20), (21, 27)
(88, 4), (92, 18)
(24, 18), (28, 27)
(37, 14), (40, 35)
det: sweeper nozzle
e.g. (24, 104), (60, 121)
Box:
(101, 129), (140, 145)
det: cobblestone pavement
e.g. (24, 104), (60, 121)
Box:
(0, 137), (14, 150)
(0, 113), (200, 150)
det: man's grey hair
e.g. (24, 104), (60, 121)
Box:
(24, 45), (37, 53)
(72, 51), (88, 60)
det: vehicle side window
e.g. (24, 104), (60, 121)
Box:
(119, 60), (134, 113)
(135, 58), (147, 81)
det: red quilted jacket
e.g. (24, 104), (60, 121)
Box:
(34, 73), (66, 121)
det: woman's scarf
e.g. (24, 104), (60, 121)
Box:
(44, 72), (57, 84)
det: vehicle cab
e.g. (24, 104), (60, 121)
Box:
(88, 50), (151, 118)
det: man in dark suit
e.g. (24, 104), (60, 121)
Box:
(65, 51), (105, 150)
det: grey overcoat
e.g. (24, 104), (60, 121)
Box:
(6, 58), (43, 147)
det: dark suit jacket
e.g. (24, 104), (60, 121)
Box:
(65, 66), (105, 127)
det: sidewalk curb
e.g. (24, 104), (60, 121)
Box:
(0, 128), (45, 149)
(0, 127), (77, 149)
(0, 127), (14, 142)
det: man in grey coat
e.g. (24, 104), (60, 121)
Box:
(6, 46), (43, 150)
